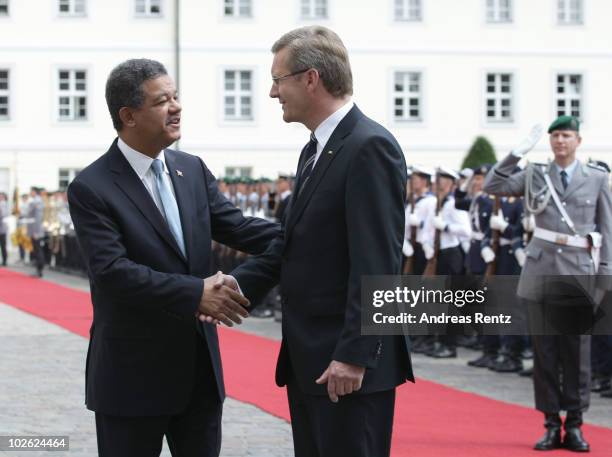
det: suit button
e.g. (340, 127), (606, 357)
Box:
(557, 248), (563, 254)
(561, 218), (565, 222)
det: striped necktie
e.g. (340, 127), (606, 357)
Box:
(297, 133), (318, 195)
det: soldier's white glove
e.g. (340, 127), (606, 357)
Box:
(459, 169), (474, 192)
(433, 216), (448, 232)
(522, 214), (535, 232)
(511, 124), (544, 157)
(490, 214), (509, 232)
(423, 244), (434, 260)
(402, 240), (414, 257)
(514, 248), (526, 267)
(460, 168), (474, 180)
(481, 246), (496, 263)
(408, 213), (421, 227)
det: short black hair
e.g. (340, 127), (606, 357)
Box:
(105, 59), (168, 131)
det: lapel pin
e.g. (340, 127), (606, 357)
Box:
(327, 150), (333, 155)
(176, 170), (183, 177)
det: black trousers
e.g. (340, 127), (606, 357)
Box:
(31, 236), (45, 274)
(533, 335), (591, 414)
(95, 335), (222, 457)
(286, 379), (396, 457)
(0, 233), (6, 265)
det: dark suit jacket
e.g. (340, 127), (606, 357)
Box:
(68, 139), (279, 416)
(233, 106), (414, 396)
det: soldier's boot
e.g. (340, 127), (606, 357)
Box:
(563, 412), (590, 452)
(467, 352), (496, 368)
(534, 413), (562, 451)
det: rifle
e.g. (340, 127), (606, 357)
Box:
(402, 179), (417, 274)
(484, 196), (501, 278)
(423, 177), (442, 277)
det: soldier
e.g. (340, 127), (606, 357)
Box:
(0, 192), (7, 266)
(484, 116), (612, 452)
(455, 164), (501, 367)
(274, 174), (293, 224)
(404, 165), (436, 275)
(427, 167), (471, 358)
(487, 191), (529, 373)
(25, 187), (46, 277)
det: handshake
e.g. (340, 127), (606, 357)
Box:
(197, 271), (249, 327)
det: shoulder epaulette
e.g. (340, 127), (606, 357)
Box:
(587, 162), (609, 173)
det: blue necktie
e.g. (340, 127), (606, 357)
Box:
(151, 159), (186, 256)
(560, 170), (568, 190)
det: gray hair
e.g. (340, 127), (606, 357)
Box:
(105, 58), (168, 130)
(271, 26), (353, 98)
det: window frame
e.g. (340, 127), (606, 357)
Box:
(300, 0), (328, 20)
(557, 0), (584, 25)
(485, 0), (513, 23)
(553, 71), (584, 122)
(0, 0), (9, 16)
(223, 0), (253, 18)
(391, 70), (424, 123)
(0, 68), (11, 121)
(134, 0), (163, 18)
(219, 67), (257, 126)
(58, 0), (87, 17)
(56, 68), (89, 123)
(393, 0), (423, 22)
(483, 71), (516, 125)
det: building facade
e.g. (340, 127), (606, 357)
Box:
(0, 0), (611, 199)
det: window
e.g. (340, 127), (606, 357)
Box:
(135, 0), (162, 16)
(485, 73), (513, 122)
(224, 0), (251, 17)
(486, 0), (512, 23)
(556, 74), (582, 119)
(225, 166), (252, 178)
(0, 0), (8, 15)
(58, 0), (86, 16)
(223, 70), (253, 121)
(394, 0), (422, 22)
(0, 70), (9, 119)
(301, 0), (327, 19)
(393, 72), (422, 122)
(58, 70), (87, 121)
(558, 0), (583, 24)
(59, 168), (81, 191)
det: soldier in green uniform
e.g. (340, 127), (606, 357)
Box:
(484, 116), (612, 452)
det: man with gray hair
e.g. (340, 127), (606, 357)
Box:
(67, 58), (278, 457)
(229, 26), (414, 457)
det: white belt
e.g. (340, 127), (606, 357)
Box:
(499, 238), (512, 247)
(471, 232), (485, 241)
(533, 227), (589, 248)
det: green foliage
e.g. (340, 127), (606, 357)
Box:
(461, 136), (497, 169)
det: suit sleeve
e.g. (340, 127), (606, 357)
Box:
(333, 134), (407, 368)
(483, 153), (527, 196)
(201, 158), (280, 255)
(67, 179), (204, 318)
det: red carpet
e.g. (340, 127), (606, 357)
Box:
(2, 268), (612, 456)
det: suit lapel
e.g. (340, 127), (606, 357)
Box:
(285, 105), (363, 240)
(109, 141), (187, 263)
(562, 161), (589, 200)
(164, 150), (194, 265)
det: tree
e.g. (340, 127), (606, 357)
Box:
(461, 136), (497, 169)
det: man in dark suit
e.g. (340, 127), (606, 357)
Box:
(67, 59), (279, 457)
(229, 26), (413, 457)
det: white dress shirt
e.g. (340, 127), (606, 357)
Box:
(117, 137), (176, 221)
(312, 100), (354, 168)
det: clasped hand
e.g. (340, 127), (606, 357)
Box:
(196, 271), (249, 327)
